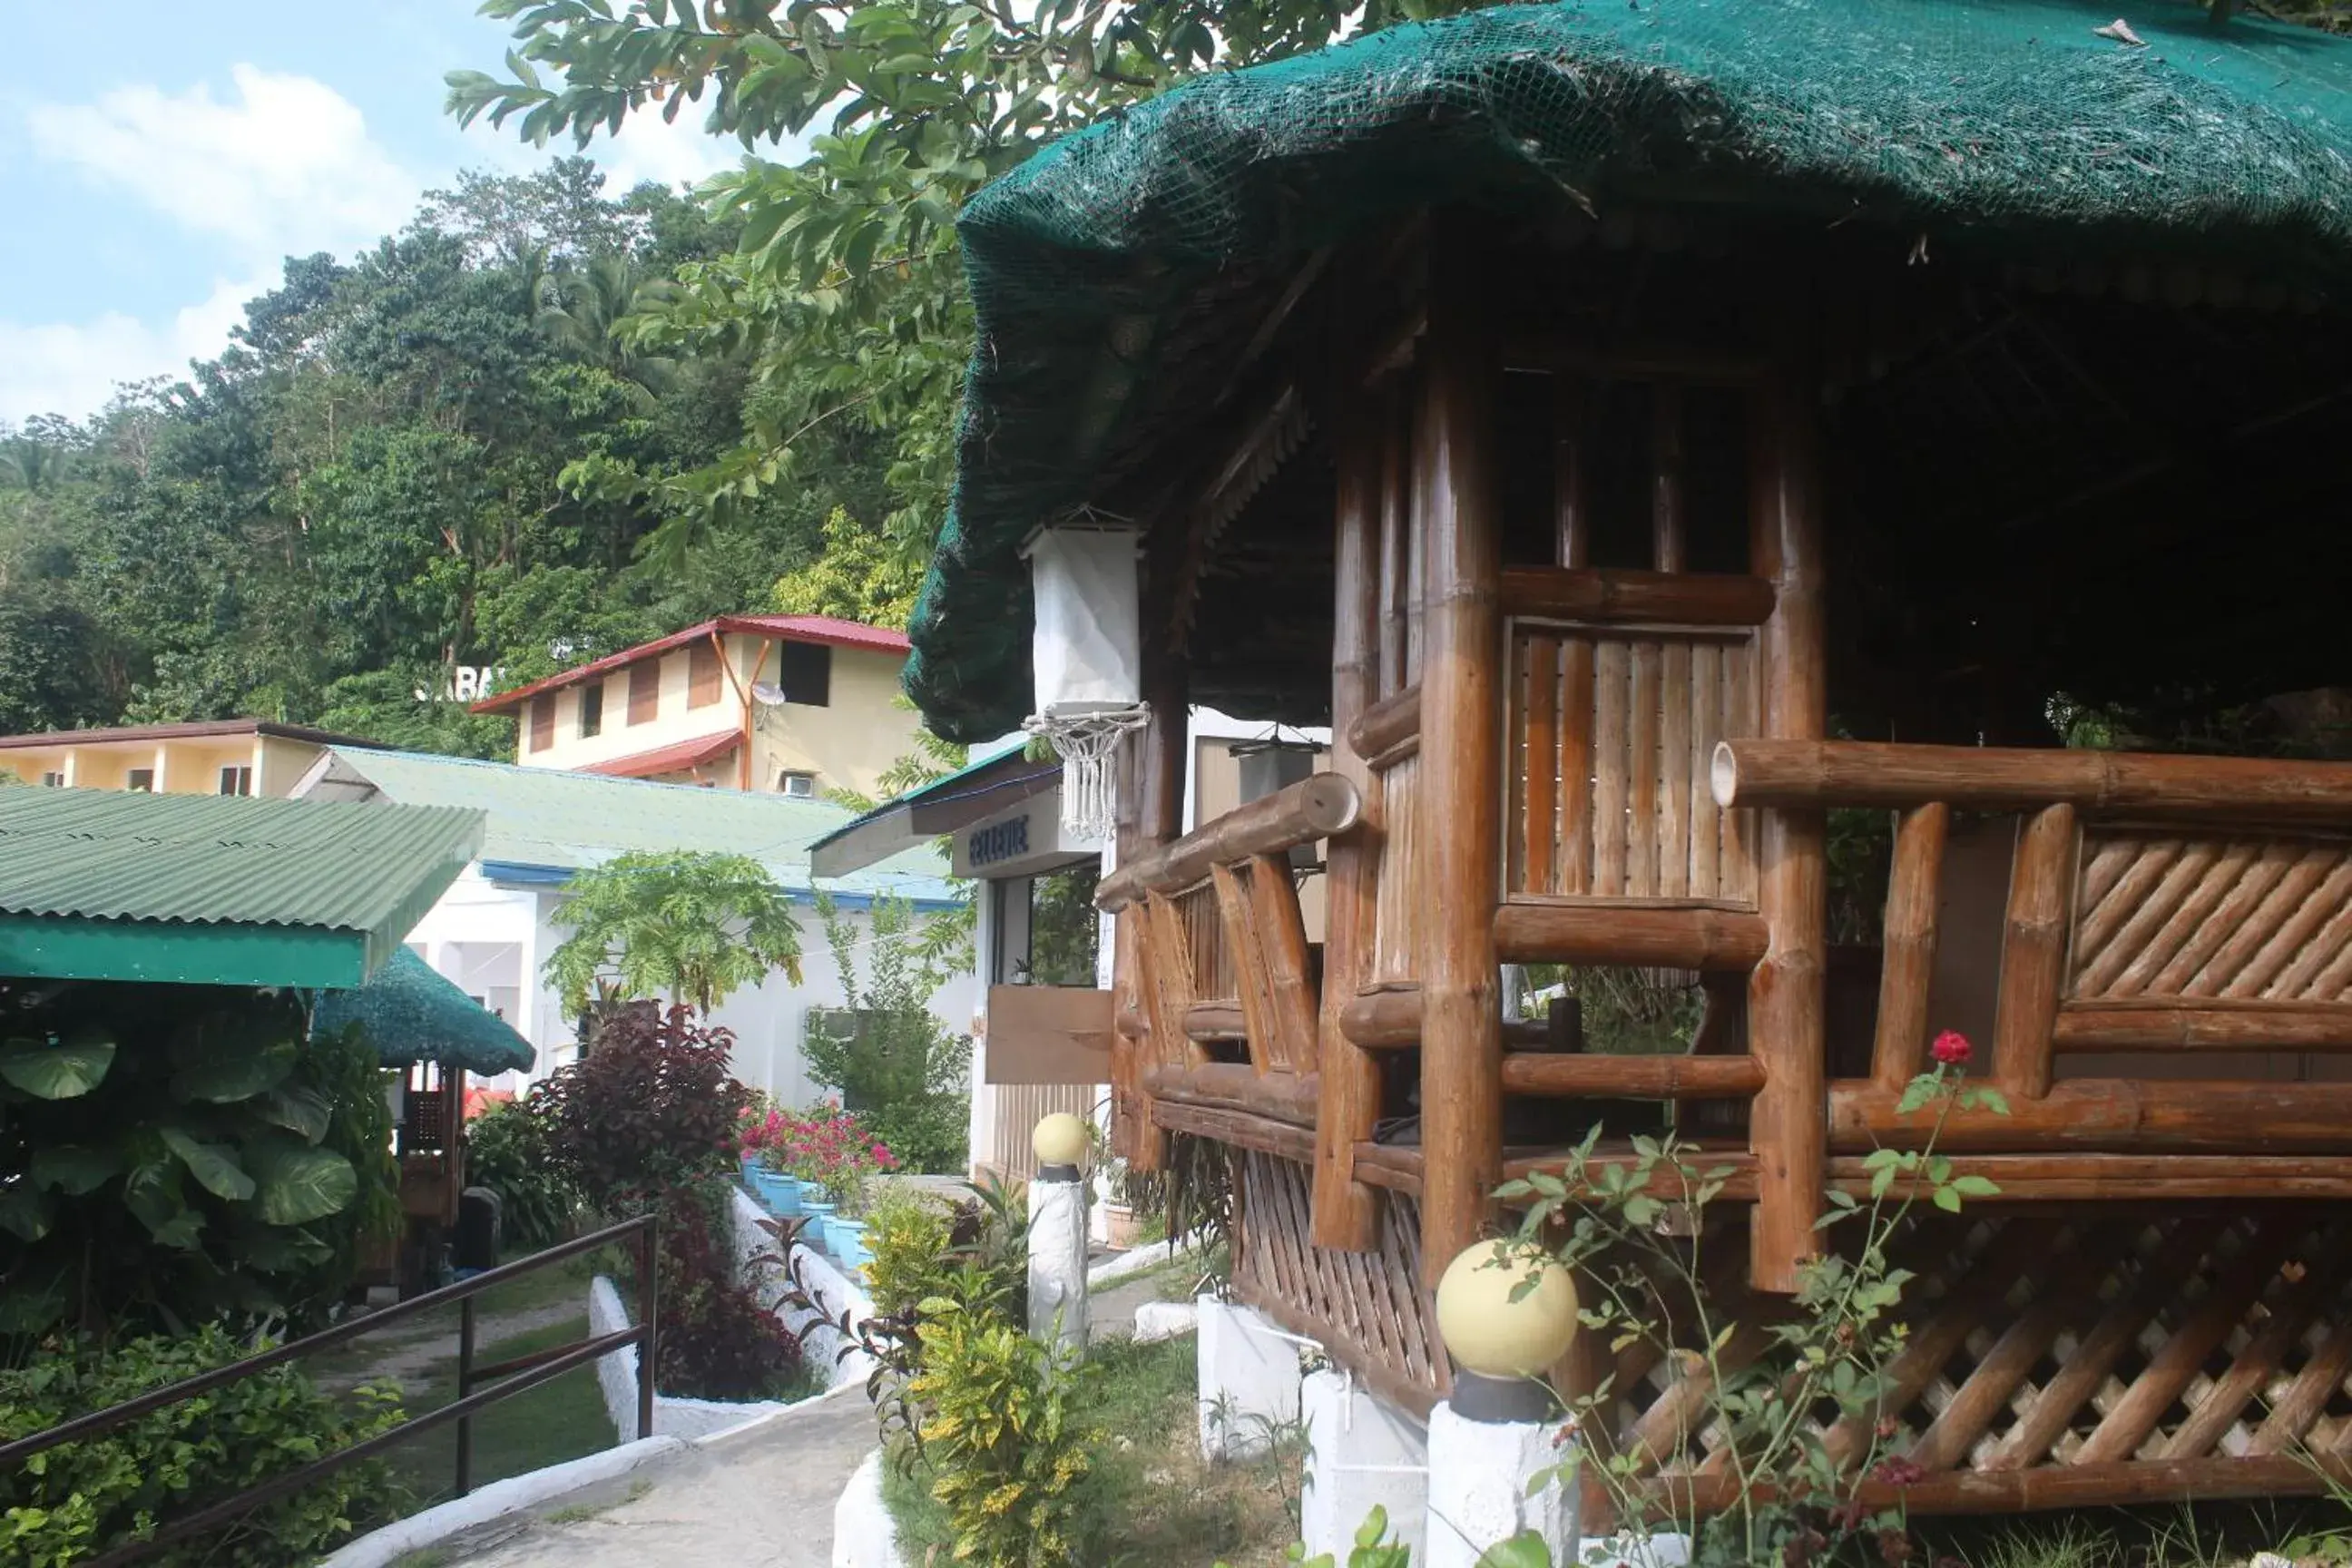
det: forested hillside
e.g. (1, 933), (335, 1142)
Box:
(0, 160), (917, 755)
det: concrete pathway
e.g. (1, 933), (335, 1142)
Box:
(424, 1250), (1187, 1567)
(426, 1384), (877, 1567)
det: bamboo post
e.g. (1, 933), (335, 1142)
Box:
(1994, 803), (2079, 1101)
(1122, 664), (1189, 1172)
(1652, 384), (1687, 573)
(1314, 401), (1387, 1250)
(1416, 226), (1504, 1288)
(1746, 349), (1828, 1295)
(1871, 803), (1951, 1092)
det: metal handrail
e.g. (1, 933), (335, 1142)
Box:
(1, 1212), (660, 1565)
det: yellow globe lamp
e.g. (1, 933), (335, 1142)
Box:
(1436, 1240), (1578, 1421)
(1032, 1112), (1089, 1179)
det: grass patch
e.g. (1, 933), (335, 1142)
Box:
(363, 1312), (615, 1509)
(883, 1332), (1303, 1568)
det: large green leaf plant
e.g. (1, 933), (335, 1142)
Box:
(0, 980), (398, 1344)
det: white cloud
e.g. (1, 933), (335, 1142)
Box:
(0, 275), (264, 426)
(27, 66), (420, 262)
(6, 67), (419, 422)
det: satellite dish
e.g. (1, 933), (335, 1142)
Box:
(751, 682), (789, 707)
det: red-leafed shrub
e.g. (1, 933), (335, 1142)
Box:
(531, 1003), (747, 1207)
(528, 1004), (797, 1399)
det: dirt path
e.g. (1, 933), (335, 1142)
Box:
(317, 1299), (585, 1396)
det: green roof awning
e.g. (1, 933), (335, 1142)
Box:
(312, 948), (535, 1075)
(0, 789), (485, 988)
(906, 0), (2352, 740)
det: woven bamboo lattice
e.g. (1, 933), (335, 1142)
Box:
(1596, 1206), (2352, 1514)
(1233, 1152), (1445, 1406)
(1234, 1161), (2352, 1511)
(2072, 831), (2352, 1002)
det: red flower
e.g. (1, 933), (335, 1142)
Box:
(1930, 1030), (1972, 1067)
(1870, 1456), (1926, 1489)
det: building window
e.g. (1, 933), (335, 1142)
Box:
(528, 695), (554, 752)
(688, 641), (722, 709)
(776, 641), (832, 706)
(778, 769), (818, 799)
(218, 766), (253, 797)
(578, 682), (603, 739)
(627, 660), (660, 726)
(39, 772), (64, 788)
(125, 769), (155, 792)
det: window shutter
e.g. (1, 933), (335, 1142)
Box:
(529, 696), (554, 752)
(627, 660), (660, 725)
(689, 642), (722, 708)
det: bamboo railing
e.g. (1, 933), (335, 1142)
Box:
(1715, 737), (2352, 1168)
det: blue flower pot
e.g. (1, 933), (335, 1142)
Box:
(826, 1216), (867, 1260)
(798, 1200), (836, 1249)
(838, 1232), (873, 1276)
(740, 1154), (761, 1185)
(767, 1176), (805, 1217)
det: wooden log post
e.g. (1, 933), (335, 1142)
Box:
(1416, 228), (1505, 1288)
(1994, 804), (2078, 1101)
(1871, 803), (1951, 1092)
(1746, 350), (1828, 1295)
(1121, 664), (1189, 1172)
(1313, 400), (1387, 1250)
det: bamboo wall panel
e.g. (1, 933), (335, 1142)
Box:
(1506, 624), (1759, 904)
(976, 1082), (1101, 1184)
(1176, 880), (1238, 1004)
(2071, 831), (2352, 1003)
(1372, 752), (1422, 983)
(1233, 1150), (1444, 1409)
(1611, 1207), (2352, 1517)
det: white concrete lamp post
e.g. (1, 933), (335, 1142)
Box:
(1027, 1112), (1091, 1352)
(1427, 1240), (1582, 1568)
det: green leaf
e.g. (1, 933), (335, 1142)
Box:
(0, 1183), (54, 1241)
(169, 1019), (296, 1102)
(1932, 1185), (1964, 1212)
(161, 1128), (257, 1201)
(123, 1159), (189, 1238)
(30, 1144), (122, 1195)
(1475, 1532), (1554, 1568)
(0, 1031), (115, 1099)
(260, 1083), (334, 1143)
(248, 1142), (358, 1225)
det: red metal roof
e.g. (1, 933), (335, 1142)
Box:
(0, 718), (381, 751)
(576, 730), (741, 779)
(470, 614), (911, 716)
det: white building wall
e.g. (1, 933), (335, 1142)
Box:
(400, 865), (977, 1104)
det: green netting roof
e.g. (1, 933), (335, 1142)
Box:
(905, 0), (2352, 740)
(312, 948), (536, 1075)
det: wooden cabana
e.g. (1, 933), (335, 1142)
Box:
(314, 948), (535, 1289)
(905, 0), (2352, 1517)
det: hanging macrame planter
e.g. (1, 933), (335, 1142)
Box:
(1022, 523), (1147, 843)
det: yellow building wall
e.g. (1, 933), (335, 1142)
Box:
(513, 633), (916, 799)
(518, 644), (742, 776)
(0, 736), (327, 794)
(751, 643), (919, 801)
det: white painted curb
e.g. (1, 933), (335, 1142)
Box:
(1087, 1238), (1186, 1289)
(317, 1436), (688, 1568)
(830, 1447), (908, 1568)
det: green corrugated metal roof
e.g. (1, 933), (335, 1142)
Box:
(321, 748), (962, 904)
(0, 788), (484, 986)
(313, 948), (536, 1075)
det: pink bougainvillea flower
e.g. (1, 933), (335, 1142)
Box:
(1930, 1030), (1972, 1067)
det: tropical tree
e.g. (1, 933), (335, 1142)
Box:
(544, 849), (805, 1018)
(446, 0), (1421, 584)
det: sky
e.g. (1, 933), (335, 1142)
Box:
(0, 2), (774, 426)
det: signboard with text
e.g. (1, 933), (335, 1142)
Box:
(950, 789), (1102, 880)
